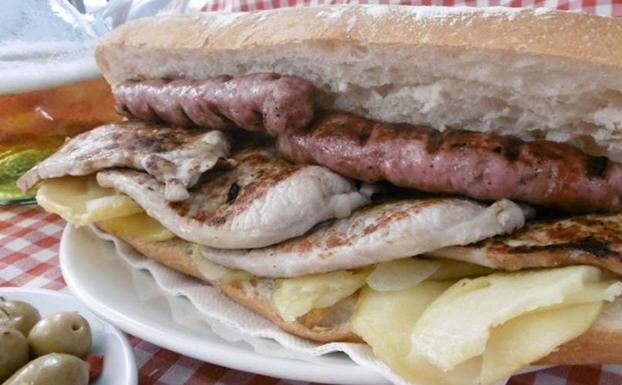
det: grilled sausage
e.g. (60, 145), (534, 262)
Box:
(277, 112), (622, 212)
(114, 73), (316, 135)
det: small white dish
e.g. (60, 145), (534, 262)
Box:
(0, 287), (137, 385)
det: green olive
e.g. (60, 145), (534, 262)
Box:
(0, 327), (29, 382)
(2, 353), (89, 385)
(0, 300), (41, 336)
(27, 312), (92, 358)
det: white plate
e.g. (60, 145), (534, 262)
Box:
(60, 225), (389, 385)
(0, 287), (137, 385)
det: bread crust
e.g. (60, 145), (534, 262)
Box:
(94, 5), (622, 162)
(96, 6), (622, 84)
(97, 224), (622, 365)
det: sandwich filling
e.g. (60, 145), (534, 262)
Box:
(21, 71), (622, 385)
(114, 74), (316, 135)
(430, 212), (622, 276)
(114, 74), (622, 212)
(200, 198), (526, 277)
(19, 123), (231, 201)
(95, 146), (369, 249)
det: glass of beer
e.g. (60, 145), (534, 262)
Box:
(0, 78), (121, 204)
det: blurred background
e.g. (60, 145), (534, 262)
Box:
(0, 0), (194, 205)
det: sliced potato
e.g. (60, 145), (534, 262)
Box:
(353, 282), (451, 359)
(366, 258), (493, 292)
(429, 259), (493, 281)
(482, 302), (602, 384)
(356, 266), (621, 385)
(36, 176), (142, 225)
(406, 354), (482, 385)
(97, 212), (175, 242)
(352, 282), (482, 385)
(410, 266), (622, 371)
(366, 259), (440, 292)
(192, 250), (253, 283)
(273, 270), (369, 321)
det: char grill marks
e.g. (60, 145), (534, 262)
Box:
(96, 147), (369, 249)
(16, 122), (230, 202)
(200, 198), (526, 278)
(114, 73), (316, 135)
(429, 212), (622, 276)
(277, 112), (622, 212)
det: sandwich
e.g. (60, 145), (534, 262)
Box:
(18, 5), (622, 384)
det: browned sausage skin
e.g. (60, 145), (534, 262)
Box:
(277, 112), (622, 212)
(113, 73), (316, 135)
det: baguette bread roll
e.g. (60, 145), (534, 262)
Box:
(92, 4), (622, 372)
(96, 5), (622, 160)
(98, 223), (622, 365)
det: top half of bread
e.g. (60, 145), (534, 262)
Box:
(96, 5), (622, 160)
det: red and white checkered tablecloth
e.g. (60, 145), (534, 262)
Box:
(197, 0), (622, 17)
(3, 1), (622, 384)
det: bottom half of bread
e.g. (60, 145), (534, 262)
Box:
(97, 223), (622, 365)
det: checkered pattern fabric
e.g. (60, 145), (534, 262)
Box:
(2, 205), (622, 384)
(199, 0), (622, 17)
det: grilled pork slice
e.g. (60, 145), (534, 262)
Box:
(430, 212), (622, 276)
(17, 122), (230, 202)
(201, 198), (526, 278)
(96, 147), (369, 249)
